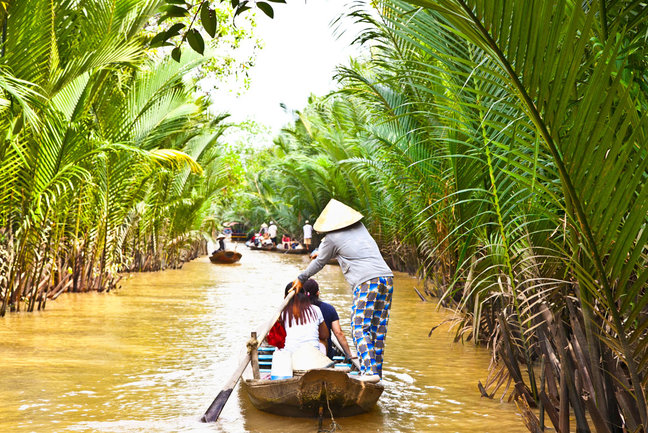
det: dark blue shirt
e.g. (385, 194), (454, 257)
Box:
(317, 301), (340, 358)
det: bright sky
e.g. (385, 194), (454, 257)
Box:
(209, 0), (365, 145)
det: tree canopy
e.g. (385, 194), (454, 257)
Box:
(2, 1), (648, 431)
(0, 0), (253, 315)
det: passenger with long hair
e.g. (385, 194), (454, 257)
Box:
(282, 283), (329, 354)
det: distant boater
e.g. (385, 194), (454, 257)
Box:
(293, 199), (393, 381)
(303, 220), (313, 251)
(215, 233), (226, 252)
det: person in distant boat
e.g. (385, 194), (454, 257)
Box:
(281, 282), (329, 354)
(303, 279), (355, 360)
(260, 231), (272, 247)
(268, 221), (278, 245)
(303, 220), (313, 251)
(282, 234), (291, 249)
(292, 199), (394, 381)
(259, 223), (268, 236)
(215, 234), (226, 252)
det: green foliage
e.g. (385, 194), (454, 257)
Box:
(201, 4), (218, 37)
(151, 0), (284, 61)
(0, 0), (253, 316)
(232, 1), (648, 430)
(187, 29), (205, 54)
(256, 2), (274, 18)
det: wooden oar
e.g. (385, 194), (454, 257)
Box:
(200, 289), (296, 423)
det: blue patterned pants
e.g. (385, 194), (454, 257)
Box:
(351, 276), (394, 377)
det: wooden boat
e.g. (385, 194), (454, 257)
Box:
(273, 246), (309, 255)
(242, 367), (383, 418)
(247, 244), (276, 251)
(200, 293), (381, 424)
(242, 339), (383, 418)
(209, 250), (242, 264)
(245, 241), (277, 251)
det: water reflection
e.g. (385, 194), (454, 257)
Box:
(0, 248), (525, 432)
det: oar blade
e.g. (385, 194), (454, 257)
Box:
(199, 289), (296, 423)
(201, 388), (233, 423)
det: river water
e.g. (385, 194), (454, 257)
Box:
(0, 249), (527, 432)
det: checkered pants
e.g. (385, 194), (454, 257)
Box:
(351, 276), (393, 377)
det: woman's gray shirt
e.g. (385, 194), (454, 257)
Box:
(298, 222), (393, 289)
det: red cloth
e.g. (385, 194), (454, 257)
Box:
(267, 320), (286, 348)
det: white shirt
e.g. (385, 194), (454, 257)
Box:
(303, 223), (313, 239)
(283, 305), (324, 352)
(268, 224), (277, 237)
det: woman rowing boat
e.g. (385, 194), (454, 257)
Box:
(292, 199), (394, 382)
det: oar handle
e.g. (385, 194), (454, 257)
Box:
(201, 288), (297, 423)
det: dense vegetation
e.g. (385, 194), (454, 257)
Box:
(0, 0), (254, 315)
(3, 0), (648, 432)
(236, 1), (648, 432)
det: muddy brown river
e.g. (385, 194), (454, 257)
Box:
(0, 248), (527, 432)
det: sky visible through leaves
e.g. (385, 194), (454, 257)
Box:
(207, 0), (365, 147)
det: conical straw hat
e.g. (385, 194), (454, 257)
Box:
(291, 344), (332, 371)
(313, 199), (363, 233)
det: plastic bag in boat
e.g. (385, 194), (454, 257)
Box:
(270, 349), (293, 380)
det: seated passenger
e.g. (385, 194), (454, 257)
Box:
(261, 232), (273, 246)
(303, 279), (355, 360)
(214, 234), (226, 253)
(282, 234), (291, 249)
(282, 283), (329, 355)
